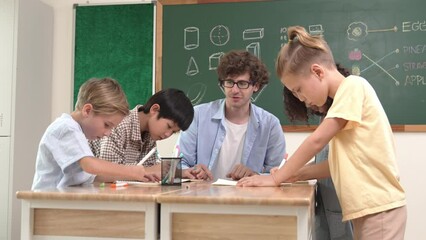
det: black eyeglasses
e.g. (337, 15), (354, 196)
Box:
(219, 79), (253, 89)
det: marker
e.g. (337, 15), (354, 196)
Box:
(278, 158), (286, 169)
(137, 147), (157, 166)
(110, 182), (128, 188)
(173, 145), (180, 157)
(279, 153), (289, 169)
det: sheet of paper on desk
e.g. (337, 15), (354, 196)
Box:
(212, 178), (237, 186)
(211, 178), (317, 186)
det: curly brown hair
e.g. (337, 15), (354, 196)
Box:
(217, 50), (269, 92)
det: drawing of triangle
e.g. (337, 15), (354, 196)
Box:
(186, 57), (199, 76)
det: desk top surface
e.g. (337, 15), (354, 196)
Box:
(16, 183), (182, 202)
(157, 182), (314, 206)
(16, 182), (314, 206)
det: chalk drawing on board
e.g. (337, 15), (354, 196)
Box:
(352, 65), (361, 76)
(186, 57), (199, 76)
(386, 64), (400, 73)
(246, 42), (261, 59)
(348, 48), (400, 85)
(184, 27), (199, 50)
(362, 53), (400, 86)
(209, 52), (225, 70)
(362, 51), (400, 86)
(210, 25), (230, 46)
(243, 28), (264, 40)
(279, 27), (288, 47)
(347, 22), (398, 41)
(308, 24), (324, 35)
(186, 82), (207, 105)
(251, 84), (268, 102)
(361, 49), (400, 73)
(349, 48), (362, 61)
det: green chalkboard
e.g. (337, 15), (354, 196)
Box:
(74, 4), (154, 108)
(161, 0), (426, 126)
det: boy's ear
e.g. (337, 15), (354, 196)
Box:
(149, 103), (160, 114)
(311, 64), (325, 80)
(81, 103), (93, 117)
(252, 82), (260, 93)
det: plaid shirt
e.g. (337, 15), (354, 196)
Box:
(89, 105), (159, 166)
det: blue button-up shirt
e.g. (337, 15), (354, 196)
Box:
(178, 99), (286, 174)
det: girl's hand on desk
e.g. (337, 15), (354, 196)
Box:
(237, 175), (278, 187)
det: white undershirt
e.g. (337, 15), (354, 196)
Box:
(212, 118), (248, 180)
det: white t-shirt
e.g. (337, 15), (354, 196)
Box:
(212, 118), (248, 180)
(32, 113), (96, 190)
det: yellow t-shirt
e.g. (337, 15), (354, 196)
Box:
(326, 75), (406, 221)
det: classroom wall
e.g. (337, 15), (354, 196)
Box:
(7, 0), (426, 239)
(9, 0), (53, 239)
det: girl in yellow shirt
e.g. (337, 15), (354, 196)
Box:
(238, 26), (406, 240)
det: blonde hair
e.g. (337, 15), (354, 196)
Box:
(276, 26), (335, 78)
(75, 77), (129, 116)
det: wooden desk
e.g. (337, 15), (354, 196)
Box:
(157, 182), (315, 240)
(16, 184), (181, 240)
(17, 182), (314, 240)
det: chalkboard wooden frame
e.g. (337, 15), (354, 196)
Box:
(156, 0), (426, 132)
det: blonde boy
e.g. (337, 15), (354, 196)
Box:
(32, 78), (148, 189)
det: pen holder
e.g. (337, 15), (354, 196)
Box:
(161, 157), (182, 186)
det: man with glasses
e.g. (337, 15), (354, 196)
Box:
(179, 50), (286, 180)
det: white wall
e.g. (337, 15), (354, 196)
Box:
(0, 0), (17, 238)
(8, 1), (426, 239)
(10, 0), (53, 239)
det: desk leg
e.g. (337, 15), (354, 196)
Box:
(297, 207), (310, 240)
(160, 204), (172, 240)
(145, 202), (158, 240)
(20, 200), (33, 240)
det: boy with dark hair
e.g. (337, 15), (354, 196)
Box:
(90, 88), (194, 177)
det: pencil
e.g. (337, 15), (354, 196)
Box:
(137, 147), (157, 166)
